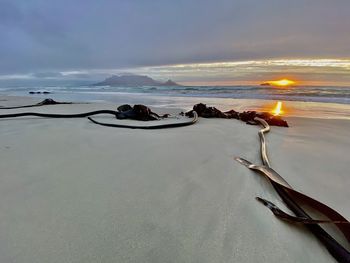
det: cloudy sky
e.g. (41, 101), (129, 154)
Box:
(1, 0), (350, 85)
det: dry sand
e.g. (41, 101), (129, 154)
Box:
(0, 96), (349, 262)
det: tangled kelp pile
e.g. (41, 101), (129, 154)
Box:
(184, 103), (288, 127)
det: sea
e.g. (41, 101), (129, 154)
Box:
(1, 85), (350, 119)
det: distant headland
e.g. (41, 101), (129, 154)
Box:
(93, 74), (180, 87)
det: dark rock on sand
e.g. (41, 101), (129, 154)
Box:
(36, 98), (64, 106)
(29, 91), (51, 94)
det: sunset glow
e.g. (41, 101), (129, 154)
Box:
(272, 101), (283, 116)
(268, 79), (295, 87)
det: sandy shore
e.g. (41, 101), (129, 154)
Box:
(0, 96), (349, 262)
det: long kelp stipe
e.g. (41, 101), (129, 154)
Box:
(0, 110), (198, 129)
(235, 118), (350, 262)
(0, 99), (73, 109)
(88, 112), (198, 129)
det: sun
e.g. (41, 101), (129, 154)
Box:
(269, 79), (295, 87)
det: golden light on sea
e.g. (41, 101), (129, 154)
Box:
(272, 101), (283, 116)
(269, 79), (295, 87)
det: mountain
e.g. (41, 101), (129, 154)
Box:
(94, 74), (180, 86)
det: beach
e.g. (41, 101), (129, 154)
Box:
(0, 95), (349, 262)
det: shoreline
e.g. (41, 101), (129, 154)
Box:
(2, 93), (350, 120)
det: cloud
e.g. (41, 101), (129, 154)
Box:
(0, 0), (349, 77)
(32, 72), (63, 78)
(117, 59), (350, 85)
(2, 58), (350, 86)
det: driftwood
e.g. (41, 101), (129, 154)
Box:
(185, 103), (288, 127)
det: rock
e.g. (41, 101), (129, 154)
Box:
(29, 91), (50, 94)
(33, 98), (72, 106)
(36, 98), (60, 105)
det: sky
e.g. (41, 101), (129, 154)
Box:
(0, 0), (350, 86)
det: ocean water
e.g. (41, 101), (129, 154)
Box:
(2, 85), (350, 104)
(1, 85), (350, 119)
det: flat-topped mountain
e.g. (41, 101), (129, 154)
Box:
(94, 74), (180, 86)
